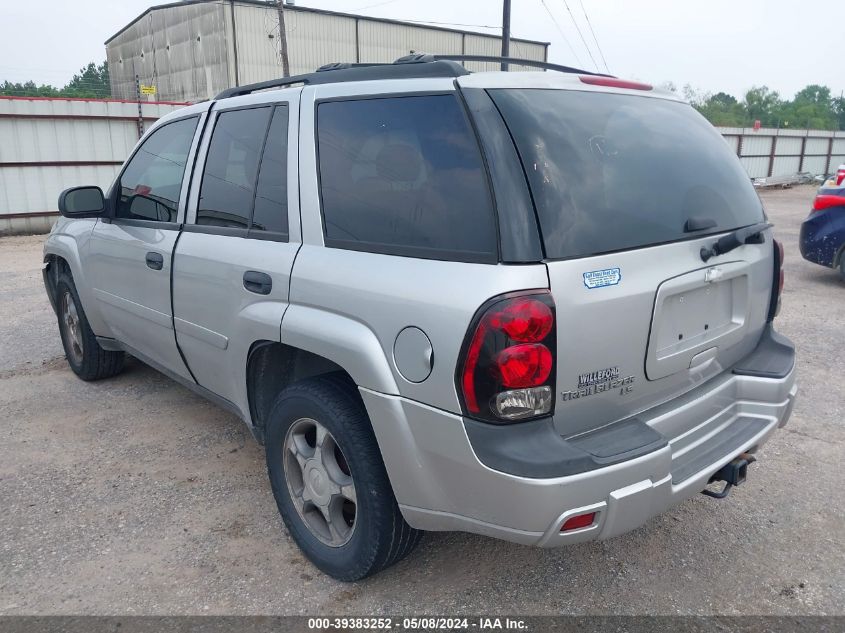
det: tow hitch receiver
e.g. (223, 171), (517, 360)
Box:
(701, 453), (757, 499)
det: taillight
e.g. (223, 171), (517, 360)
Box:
(768, 239), (784, 321)
(496, 344), (553, 388)
(812, 194), (845, 212)
(836, 168), (845, 186)
(579, 76), (653, 91)
(458, 291), (556, 423)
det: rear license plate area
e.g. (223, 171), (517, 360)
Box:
(646, 266), (750, 380)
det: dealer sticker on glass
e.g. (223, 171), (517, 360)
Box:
(583, 267), (621, 289)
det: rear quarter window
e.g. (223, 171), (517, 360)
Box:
(316, 94), (498, 263)
(489, 89), (764, 259)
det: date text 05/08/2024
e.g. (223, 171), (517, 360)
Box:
(307, 617), (528, 630)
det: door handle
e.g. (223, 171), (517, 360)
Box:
(243, 271), (272, 295)
(145, 252), (164, 270)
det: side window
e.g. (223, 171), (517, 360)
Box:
(252, 106), (289, 237)
(316, 94), (497, 262)
(116, 116), (198, 222)
(197, 106), (272, 229)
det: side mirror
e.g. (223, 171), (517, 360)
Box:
(58, 186), (106, 218)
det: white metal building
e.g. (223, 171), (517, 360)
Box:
(105, 0), (550, 102)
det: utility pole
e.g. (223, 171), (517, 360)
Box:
(276, 1), (291, 77)
(132, 58), (144, 139)
(134, 73), (144, 139)
(500, 0), (511, 71)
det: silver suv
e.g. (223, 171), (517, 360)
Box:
(43, 56), (797, 581)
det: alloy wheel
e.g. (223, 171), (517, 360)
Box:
(61, 290), (84, 364)
(283, 417), (357, 547)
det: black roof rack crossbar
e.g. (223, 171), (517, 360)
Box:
(429, 54), (614, 77)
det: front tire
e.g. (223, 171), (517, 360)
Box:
(56, 273), (124, 381)
(265, 374), (421, 581)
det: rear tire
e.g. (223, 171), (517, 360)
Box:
(839, 256), (845, 281)
(265, 374), (422, 581)
(56, 273), (125, 381)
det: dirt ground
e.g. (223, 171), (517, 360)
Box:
(0, 186), (842, 615)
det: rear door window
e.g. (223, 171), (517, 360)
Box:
(489, 89), (765, 259)
(197, 106), (272, 229)
(316, 94), (498, 263)
(252, 106), (289, 237)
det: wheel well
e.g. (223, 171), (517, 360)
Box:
(246, 341), (352, 443)
(44, 254), (72, 313)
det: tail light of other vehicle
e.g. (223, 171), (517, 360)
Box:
(812, 194), (845, 212)
(768, 239), (784, 321)
(458, 291), (556, 423)
(836, 167), (845, 186)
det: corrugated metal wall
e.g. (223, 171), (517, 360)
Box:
(108, 1), (548, 102)
(719, 126), (845, 179)
(356, 20), (462, 63)
(108, 1), (231, 102)
(5, 99), (845, 235)
(283, 9), (358, 77)
(0, 96), (186, 234)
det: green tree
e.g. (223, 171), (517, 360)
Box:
(743, 86), (781, 127)
(696, 91), (747, 126)
(63, 61), (110, 98)
(780, 84), (835, 129)
(833, 96), (845, 132)
(0, 80), (60, 97)
(0, 61), (110, 99)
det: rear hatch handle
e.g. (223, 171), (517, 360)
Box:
(700, 222), (772, 262)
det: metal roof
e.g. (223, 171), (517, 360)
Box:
(105, 0), (550, 47)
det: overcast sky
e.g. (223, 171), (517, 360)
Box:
(0, 0), (840, 100)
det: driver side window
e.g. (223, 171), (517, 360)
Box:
(115, 116), (198, 222)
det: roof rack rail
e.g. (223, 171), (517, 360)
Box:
(214, 59), (469, 100)
(427, 54), (614, 77)
(213, 53), (613, 100)
(215, 73), (313, 99)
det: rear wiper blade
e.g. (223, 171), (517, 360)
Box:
(699, 222), (772, 262)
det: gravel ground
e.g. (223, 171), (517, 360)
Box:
(0, 186), (842, 615)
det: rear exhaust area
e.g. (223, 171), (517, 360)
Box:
(701, 452), (757, 499)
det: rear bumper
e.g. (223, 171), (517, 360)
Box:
(799, 209), (844, 268)
(362, 329), (796, 546)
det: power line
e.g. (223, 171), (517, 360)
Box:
(578, 0), (609, 73)
(401, 18), (500, 29)
(538, 0), (582, 65)
(560, 0), (598, 71)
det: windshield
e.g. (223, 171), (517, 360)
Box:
(489, 89), (764, 259)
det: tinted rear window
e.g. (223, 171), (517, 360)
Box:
(198, 106), (271, 229)
(489, 89), (764, 259)
(317, 95), (498, 263)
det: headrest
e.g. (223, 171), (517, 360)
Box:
(376, 143), (422, 183)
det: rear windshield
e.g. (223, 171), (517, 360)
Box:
(489, 89), (764, 259)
